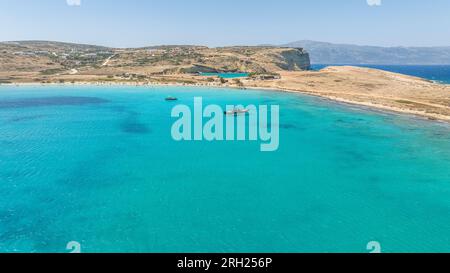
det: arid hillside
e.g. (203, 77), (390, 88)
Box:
(0, 41), (310, 83)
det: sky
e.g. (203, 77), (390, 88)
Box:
(0, 0), (450, 48)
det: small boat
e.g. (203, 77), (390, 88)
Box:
(165, 96), (178, 101)
(224, 108), (249, 116)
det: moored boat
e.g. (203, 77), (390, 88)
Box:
(224, 108), (249, 116)
(165, 96), (178, 101)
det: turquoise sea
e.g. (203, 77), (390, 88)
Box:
(0, 85), (450, 253)
(199, 72), (249, 79)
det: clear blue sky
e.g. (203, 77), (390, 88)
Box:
(1, 0), (450, 48)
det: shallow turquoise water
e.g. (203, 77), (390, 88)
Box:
(200, 72), (249, 79)
(0, 85), (449, 253)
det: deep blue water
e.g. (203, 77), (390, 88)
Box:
(312, 64), (450, 84)
(0, 85), (449, 253)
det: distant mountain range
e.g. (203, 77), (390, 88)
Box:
(283, 40), (450, 65)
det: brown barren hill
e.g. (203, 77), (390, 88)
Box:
(0, 42), (310, 82)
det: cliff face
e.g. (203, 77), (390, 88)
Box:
(175, 47), (311, 74)
(276, 48), (311, 71)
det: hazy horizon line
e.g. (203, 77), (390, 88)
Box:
(2, 39), (450, 49)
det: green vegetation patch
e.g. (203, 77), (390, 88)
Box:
(40, 68), (65, 75)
